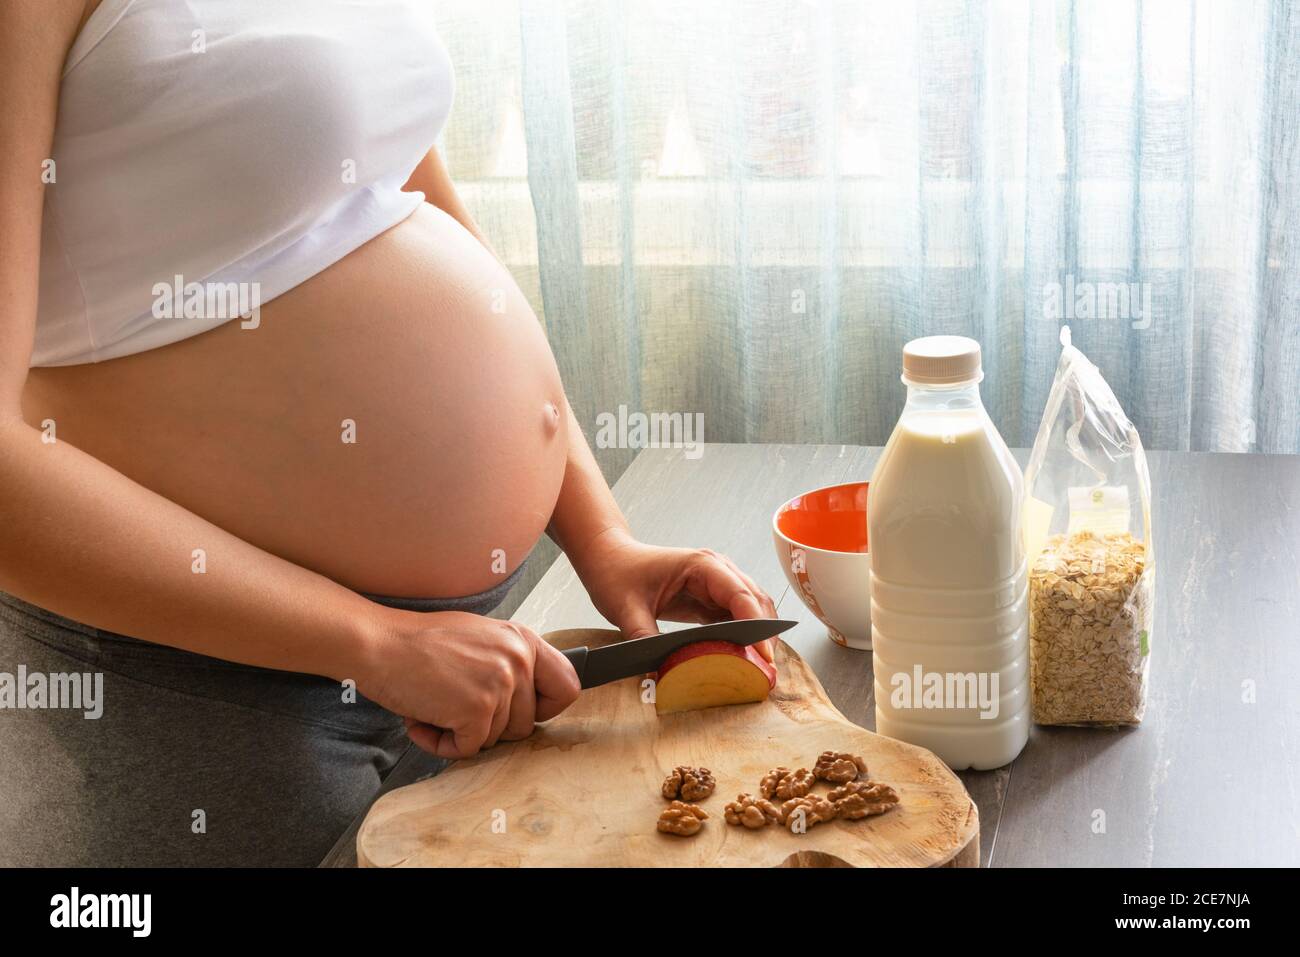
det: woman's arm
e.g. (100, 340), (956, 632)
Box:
(406, 147), (778, 647)
(403, 147), (497, 253)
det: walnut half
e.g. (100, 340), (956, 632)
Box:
(723, 793), (783, 829)
(781, 794), (838, 832)
(830, 781), (900, 819)
(759, 766), (815, 800)
(813, 750), (868, 784)
(661, 766), (716, 802)
(657, 801), (708, 837)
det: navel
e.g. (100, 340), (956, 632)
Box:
(542, 400), (562, 436)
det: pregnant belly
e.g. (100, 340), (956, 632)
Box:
(21, 204), (569, 598)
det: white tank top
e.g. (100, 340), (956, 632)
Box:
(34, 0), (454, 366)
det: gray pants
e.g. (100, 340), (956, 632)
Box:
(0, 565), (524, 867)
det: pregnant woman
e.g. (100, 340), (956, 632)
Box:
(0, 0), (776, 866)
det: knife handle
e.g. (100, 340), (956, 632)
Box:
(560, 646), (588, 684)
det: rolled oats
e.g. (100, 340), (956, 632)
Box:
(1029, 530), (1152, 726)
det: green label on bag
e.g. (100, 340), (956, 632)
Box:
(1139, 630), (1150, 656)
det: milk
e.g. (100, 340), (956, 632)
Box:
(868, 339), (1029, 770)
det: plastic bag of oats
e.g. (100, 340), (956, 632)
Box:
(1022, 327), (1154, 726)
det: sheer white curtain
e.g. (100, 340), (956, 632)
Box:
(431, 0), (1299, 481)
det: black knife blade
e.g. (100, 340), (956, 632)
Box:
(560, 619), (798, 690)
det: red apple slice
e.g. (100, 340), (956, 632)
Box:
(652, 640), (778, 715)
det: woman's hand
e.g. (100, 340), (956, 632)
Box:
(359, 609), (581, 758)
(571, 529), (780, 661)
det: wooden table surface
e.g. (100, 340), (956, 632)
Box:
(323, 444), (1300, 867)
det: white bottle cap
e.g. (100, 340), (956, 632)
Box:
(902, 335), (983, 385)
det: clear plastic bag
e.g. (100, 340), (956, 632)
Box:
(1022, 327), (1154, 727)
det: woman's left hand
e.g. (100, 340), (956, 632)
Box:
(571, 529), (780, 661)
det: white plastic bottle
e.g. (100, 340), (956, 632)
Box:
(868, 336), (1029, 770)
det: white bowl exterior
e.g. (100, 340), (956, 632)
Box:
(772, 528), (872, 649)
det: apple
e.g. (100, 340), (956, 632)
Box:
(652, 640), (778, 715)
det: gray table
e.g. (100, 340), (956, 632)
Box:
(323, 444), (1300, 867)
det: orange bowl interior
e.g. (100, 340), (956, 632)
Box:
(776, 482), (868, 553)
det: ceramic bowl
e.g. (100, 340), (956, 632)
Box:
(772, 481), (872, 650)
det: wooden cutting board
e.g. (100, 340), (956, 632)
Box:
(358, 628), (979, 867)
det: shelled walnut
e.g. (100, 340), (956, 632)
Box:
(826, 779), (877, 802)
(813, 751), (868, 784)
(759, 766), (815, 801)
(831, 782), (900, 819)
(780, 794), (838, 832)
(661, 766), (716, 802)
(657, 801), (708, 837)
(723, 793), (784, 829)
(758, 766), (789, 799)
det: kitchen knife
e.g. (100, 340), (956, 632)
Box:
(560, 618), (798, 690)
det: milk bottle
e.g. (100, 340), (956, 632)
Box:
(868, 336), (1029, 770)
